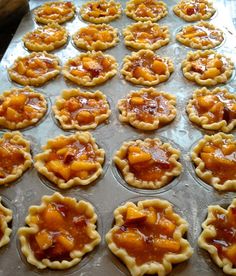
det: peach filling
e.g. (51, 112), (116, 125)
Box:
(178, 0), (211, 16)
(45, 137), (99, 181)
(112, 206), (180, 265)
(77, 26), (113, 45)
(27, 27), (65, 45)
(132, 0), (166, 18)
(58, 95), (108, 126)
(37, 2), (73, 20)
(84, 2), (117, 18)
(0, 91), (45, 123)
(200, 139), (236, 182)
(130, 25), (166, 44)
(127, 141), (173, 181)
(125, 92), (171, 123)
(206, 207), (236, 265)
(194, 93), (236, 124)
(28, 200), (93, 262)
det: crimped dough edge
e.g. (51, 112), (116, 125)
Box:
(0, 197), (13, 248)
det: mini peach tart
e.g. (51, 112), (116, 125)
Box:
(125, 0), (168, 22)
(0, 131), (32, 185)
(114, 138), (182, 189)
(0, 197), (12, 248)
(176, 21), (224, 50)
(121, 49), (174, 86)
(53, 88), (111, 130)
(191, 132), (236, 191)
(187, 87), (236, 132)
(23, 23), (68, 52)
(34, 132), (105, 189)
(123, 21), (170, 50)
(198, 199), (236, 275)
(173, 0), (216, 22)
(8, 51), (61, 87)
(34, 1), (76, 24)
(0, 87), (47, 130)
(118, 87), (176, 131)
(182, 50), (234, 86)
(72, 24), (119, 51)
(18, 192), (101, 269)
(80, 0), (121, 23)
(62, 51), (117, 86)
(106, 199), (193, 276)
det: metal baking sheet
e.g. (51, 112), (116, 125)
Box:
(0, 0), (236, 275)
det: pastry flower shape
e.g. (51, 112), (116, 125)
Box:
(0, 197), (12, 248)
(18, 192), (101, 269)
(191, 132), (236, 191)
(125, 0), (168, 22)
(23, 23), (68, 52)
(8, 51), (61, 87)
(176, 21), (224, 50)
(106, 199), (193, 276)
(72, 24), (119, 51)
(118, 87), (176, 130)
(121, 49), (174, 86)
(34, 1), (76, 24)
(114, 137), (182, 189)
(182, 50), (234, 86)
(62, 51), (117, 86)
(34, 132), (105, 189)
(173, 0), (216, 22)
(0, 132), (32, 185)
(123, 21), (170, 50)
(0, 86), (47, 130)
(198, 199), (236, 275)
(53, 88), (111, 130)
(187, 87), (236, 132)
(80, 0), (121, 23)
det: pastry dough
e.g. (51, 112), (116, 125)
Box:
(0, 197), (12, 248)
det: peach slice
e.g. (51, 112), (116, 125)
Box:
(70, 160), (98, 171)
(225, 244), (236, 265)
(158, 217), (176, 235)
(202, 68), (221, 79)
(145, 207), (157, 225)
(35, 230), (53, 250)
(76, 110), (94, 124)
(128, 151), (152, 165)
(9, 94), (27, 108)
(133, 66), (156, 81)
(46, 160), (71, 180)
(153, 238), (180, 252)
(152, 60), (167, 75)
(56, 234), (74, 251)
(43, 204), (64, 230)
(130, 96), (144, 105)
(197, 95), (215, 109)
(116, 231), (144, 250)
(125, 207), (147, 223)
(6, 107), (21, 121)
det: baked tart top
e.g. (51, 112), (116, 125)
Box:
(182, 50), (234, 86)
(118, 87), (176, 131)
(121, 49), (174, 86)
(191, 132), (236, 191)
(18, 192), (101, 270)
(72, 23), (119, 51)
(113, 137), (182, 190)
(53, 88), (111, 130)
(0, 131), (32, 185)
(80, 0), (121, 23)
(0, 197), (12, 248)
(199, 199), (236, 275)
(34, 132), (105, 189)
(176, 21), (224, 50)
(62, 51), (117, 86)
(23, 23), (68, 52)
(173, 0), (216, 22)
(0, 86), (47, 130)
(8, 51), (61, 87)
(187, 87), (236, 133)
(106, 199), (193, 276)
(34, 1), (76, 24)
(125, 0), (168, 22)
(123, 21), (170, 50)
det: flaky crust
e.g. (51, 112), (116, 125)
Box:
(18, 192), (101, 269)
(182, 50), (234, 86)
(121, 49), (174, 86)
(191, 132), (236, 190)
(80, 0), (121, 23)
(125, 0), (168, 22)
(118, 87), (176, 130)
(106, 199), (193, 276)
(0, 197), (12, 248)
(187, 87), (236, 132)
(34, 132), (105, 189)
(23, 23), (68, 52)
(53, 88), (111, 130)
(198, 199), (236, 275)
(123, 21), (170, 50)
(114, 137), (182, 189)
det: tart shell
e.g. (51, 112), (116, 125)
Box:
(0, 197), (13, 248)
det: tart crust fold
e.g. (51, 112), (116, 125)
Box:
(0, 197), (13, 248)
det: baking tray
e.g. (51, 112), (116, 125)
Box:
(0, 0), (236, 275)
